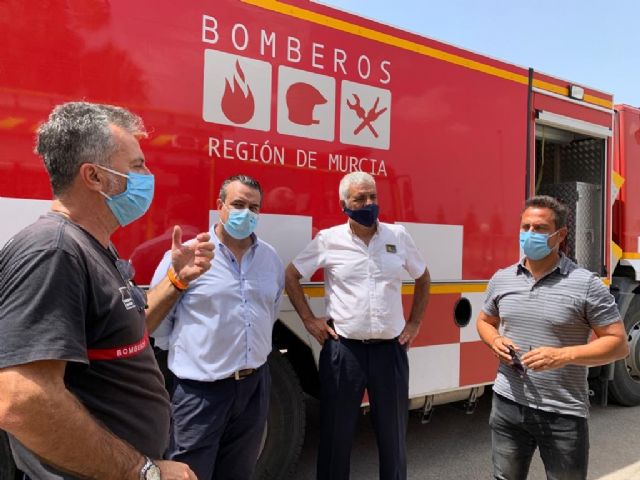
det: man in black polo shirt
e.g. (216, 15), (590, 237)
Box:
(0, 102), (214, 479)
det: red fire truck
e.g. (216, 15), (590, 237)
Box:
(1, 1), (639, 478)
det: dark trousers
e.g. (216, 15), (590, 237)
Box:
(490, 393), (589, 480)
(167, 364), (270, 480)
(317, 337), (409, 480)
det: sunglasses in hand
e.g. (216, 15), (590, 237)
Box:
(507, 344), (527, 377)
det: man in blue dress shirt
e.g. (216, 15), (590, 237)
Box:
(151, 174), (284, 480)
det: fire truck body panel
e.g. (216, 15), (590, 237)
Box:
(615, 105), (640, 268)
(0, 0), (620, 408)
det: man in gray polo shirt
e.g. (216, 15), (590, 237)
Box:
(477, 195), (628, 480)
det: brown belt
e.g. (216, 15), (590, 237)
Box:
(226, 368), (257, 380)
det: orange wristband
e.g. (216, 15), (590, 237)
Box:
(167, 267), (189, 291)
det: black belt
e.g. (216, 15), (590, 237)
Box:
(338, 335), (398, 345)
(225, 368), (257, 380)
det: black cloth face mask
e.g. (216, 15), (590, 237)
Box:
(343, 204), (379, 227)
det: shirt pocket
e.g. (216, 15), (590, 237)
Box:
(542, 294), (583, 326)
(379, 251), (405, 279)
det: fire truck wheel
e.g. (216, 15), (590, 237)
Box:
(610, 307), (640, 406)
(0, 430), (19, 480)
(254, 350), (306, 480)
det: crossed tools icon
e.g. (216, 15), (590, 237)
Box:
(346, 94), (388, 138)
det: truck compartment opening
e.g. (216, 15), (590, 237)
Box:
(534, 124), (606, 275)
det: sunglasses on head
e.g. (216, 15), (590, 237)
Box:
(115, 259), (148, 312)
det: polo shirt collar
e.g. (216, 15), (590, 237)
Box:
(516, 252), (570, 276)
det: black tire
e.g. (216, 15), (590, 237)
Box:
(0, 430), (18, 480)
(609, 304), (640, 406)
(254, 350), (306, 480)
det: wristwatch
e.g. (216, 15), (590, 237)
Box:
(140, 456), (161, 480)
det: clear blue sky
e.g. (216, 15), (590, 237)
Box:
(322, 0), (640, 107)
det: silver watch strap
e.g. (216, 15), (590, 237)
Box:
(139, 456), (154, 480)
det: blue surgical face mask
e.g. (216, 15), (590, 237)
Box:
(97, 165), (154, 227)
(223, 207), (258, 239)
(343, 204), (379, 227)
(519, 230), (560, 261)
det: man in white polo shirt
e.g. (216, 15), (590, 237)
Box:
(285, 171), (431, 480)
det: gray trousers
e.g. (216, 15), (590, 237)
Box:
(489, 393), (589, 480)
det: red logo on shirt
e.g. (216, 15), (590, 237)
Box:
(87, 330), (149, 361)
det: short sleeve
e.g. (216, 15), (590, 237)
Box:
(149, 249), (175, 350)
(400, 227), (427, 279)
(585, 274), (621, 327)
(0, 249), (88, 368)
(292, 231), (326, 279)
(482, 275), (500, 318)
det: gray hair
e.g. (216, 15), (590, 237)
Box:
(35, 101), (146, 196)
(219, 174), (263, 203)
(523, 195), (568, 229)
(338, 172), (376, 201)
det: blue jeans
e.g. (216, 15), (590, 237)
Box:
(489, 393), (589, 480)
